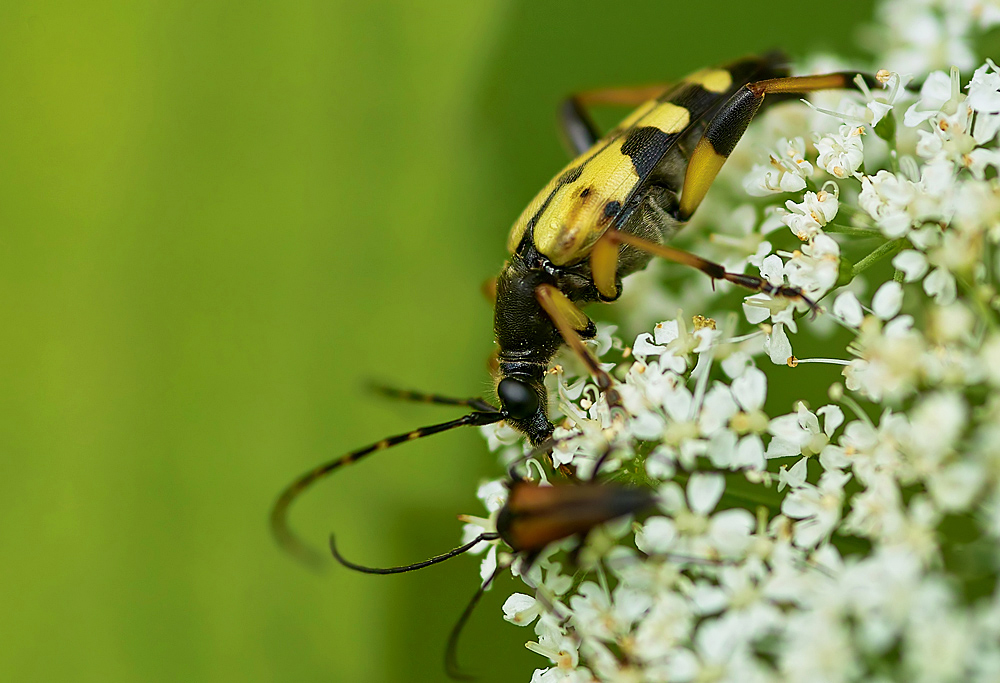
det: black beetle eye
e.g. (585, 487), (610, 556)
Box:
(497, 378), (539, 420)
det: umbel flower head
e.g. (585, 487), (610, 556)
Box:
(468, 1), (1000, 681)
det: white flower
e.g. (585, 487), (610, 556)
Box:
(767, 402), (845, 487)
(923, 267), (957, 304)
(833, 291), (864, 327)
(637, 475), (755, 559)
(779, 609), (859, 683)
(481, 421), (523, 452)
(504, 593), (543, 626)
(708, 204), (777, 273)
(765, 321), (793, 365)
(782, 469), (850, 547)
(784, 233), (842, 297)
(629, 314), (709, 370)
(705, 365), (769, 471)
(871, 280), (904, 320)
(781, 189), (840, 240)
(743, 254), (793, 323)
(872, 1), (976, 73)
(866, 70), (912, 127)
(568, 582), (622, 642)
(903, 69), (956, 127)
(903, 580), (974, 683)
(526, 618), (584, 681)
(967, 59), (1000, 144)
(891, 250), (929, 282)
(632, 591), (693, 662)
(664, 617), (770, 683)
(459, 480), (509, 582)
(859, 170), (918, 238)
(844, 315), (926, 402)
(815, 124), (865, 178)
(744, 137), (813, 195)
(843, 472), (905, 541)
(964, 146), (1000, 178)
(902, 391), (967, 476)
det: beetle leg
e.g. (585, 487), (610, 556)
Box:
(590, 233), (622, 301)
(535, 284), (622, 410)
(486, 346), (500, 377)
(559, 84), (672, 155)
(679, 72), (874, 220)
(481, 276), (497, 303)
(600, 229), (819, 313)
(536, 282), (593, 333)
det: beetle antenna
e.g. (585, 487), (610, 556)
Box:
(367, 383), (499, 412)
(329, 532), (500, 575)
(445, 561), (508, 681)
(271, 410), (504, 569)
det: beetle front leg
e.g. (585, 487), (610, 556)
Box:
(535, 284), (622, 411)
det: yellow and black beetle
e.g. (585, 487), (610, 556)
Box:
(271, 52), (874, 564)
(493, 52), (870, 443)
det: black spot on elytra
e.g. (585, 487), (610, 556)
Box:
(603, 201), (621, 219)
(620, 126), (675, 178)
(579, 187), (591, 198)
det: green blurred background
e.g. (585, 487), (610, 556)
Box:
(1, 2), (871, 681)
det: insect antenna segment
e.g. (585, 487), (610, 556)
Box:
(444, 562), (508, 681)
(270, 408), (504, 569)
(328, 532), (501, 575)
(367, 383), (499, 413)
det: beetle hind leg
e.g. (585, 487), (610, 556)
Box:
(593, 229), (818, 313)
(558, 84), (673, 156)
(679, 71), (877, 221)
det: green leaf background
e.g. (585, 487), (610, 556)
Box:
(0, 2), (873, 681)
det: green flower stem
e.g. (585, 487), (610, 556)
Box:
(824, 222), (885, 238)
(851, 237), (908, 279)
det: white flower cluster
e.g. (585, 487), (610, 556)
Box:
(472, 2), (1000, 681)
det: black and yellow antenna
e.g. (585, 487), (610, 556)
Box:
(270, 403), (504, 569)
